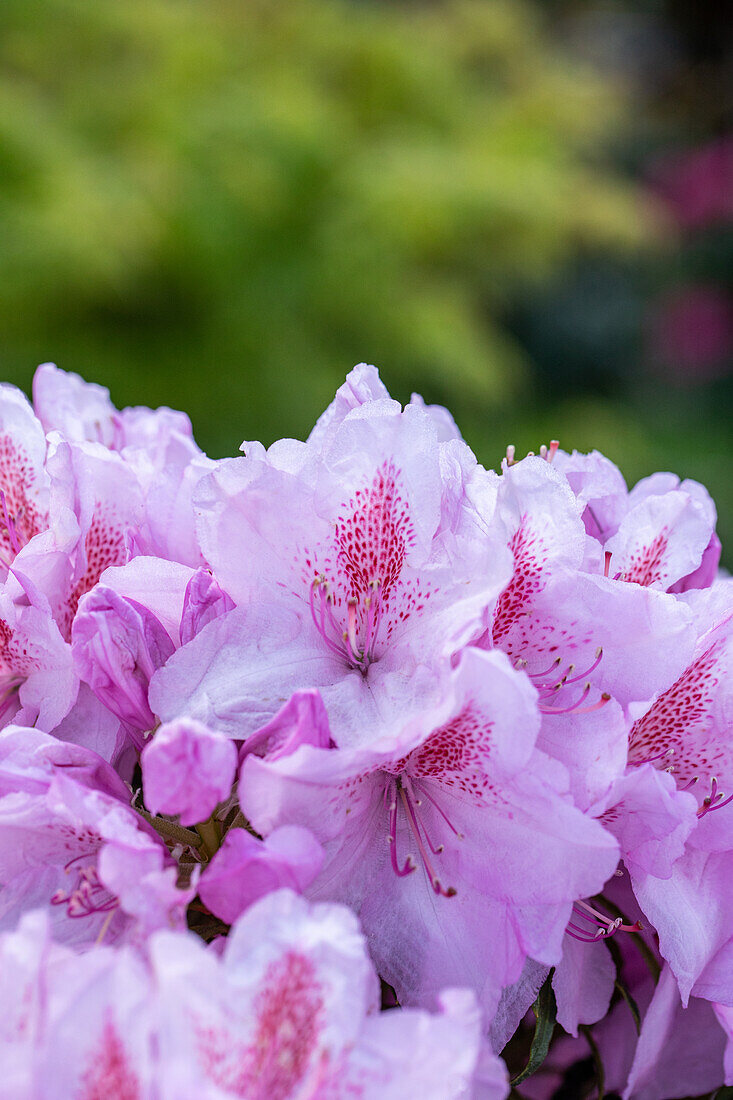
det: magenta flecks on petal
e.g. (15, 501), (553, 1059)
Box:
(492, 520), (551, 646)
(77, 1018), (141, 1100)
(405, 704), (495, 795)
(0, 434), (46, 565)
(66, 511), (129, 628)
(629, 638), (733, 815)
(197, 950), (326, 1099)
(303, 458), (430, 671)
(380, 703), (501, 897)
(616, 529), (670, 588)
(0, 616), (34, 723)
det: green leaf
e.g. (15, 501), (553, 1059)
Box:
(510, 972), (557, 1087)
(580, 1025), (606, 1099)
(613, 977), (641, 1035)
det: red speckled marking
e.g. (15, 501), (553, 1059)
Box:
(498, 603), (593, 679)
(65, 511), (128, 633)
(618, 530), (670, 588)
(199, 950), (324, 1099)
(77, 1020), (140, 1100)
(629, 641), (726, 782)
(407, 704), (496, 802)
(334, 459), (414, 608)
(0, 613), (44, 678)
(493, 521), (549, 645)
(302, 459), (432, 658)
(0, 434), (45, 561)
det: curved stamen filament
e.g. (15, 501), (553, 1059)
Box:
(541, 683), (611, 716)
(528, 656), (562, 681)
(568, 900), (642, 943)
(387, 794), (415, 877)
(51, 858), (119, 919)
(697, 777), (733, 818)
(417, 783), (465, 840)
(309, 575), (385, 672)
(402, 777), (444, 855)
(310, 579), (351, 663)
(398, 783), (456, 898)
(563, 648), (603, 685)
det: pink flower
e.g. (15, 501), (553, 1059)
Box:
(142, 717), (237, 826)
(0, 727), (193, 947)
(198, 825), (324, 923)
(150, 381), (512, 747)
(241, 648), (618, 1016)
(1, 891), (507, 1099)
(72, 586), (175, 747)
(151, 889), (505, 1098)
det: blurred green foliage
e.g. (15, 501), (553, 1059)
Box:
(0, 0), (650, 453)
(1, 0), (730, 552)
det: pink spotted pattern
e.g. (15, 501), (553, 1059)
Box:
(0, 434), (46, 563)
(198, 950), (325, 1099)
(629, 641), (726, 783)
(302, 460), (432, 668)
(617, 530), (670, 588)
(493, 521), (549, 645)
(335, 459), (414, 610)
(379, 703), (504, 898)
(407, 704), (496, 802)
(0, 615), (40, 723)
(64, 510), (128, 636)
(77, 1020), (140, 1100)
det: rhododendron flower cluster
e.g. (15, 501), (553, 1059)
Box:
(0, 360), (731, 1098)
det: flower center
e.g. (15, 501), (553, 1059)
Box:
(309, 575), (385, 673)
(50, 855), (118, 919)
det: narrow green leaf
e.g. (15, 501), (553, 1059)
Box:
(613, 977), (641, 1035)
(510, 972), (557, 1087)
(580, 1025), (606, 1099)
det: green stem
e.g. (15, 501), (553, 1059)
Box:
(195, 816), (221, 858)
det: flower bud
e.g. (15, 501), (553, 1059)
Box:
(142, 717), (237, 826)
(72, 586), (175, 744)
(198, 825), (324, 925)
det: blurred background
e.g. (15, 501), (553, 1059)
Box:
(1, 0), (731, 548)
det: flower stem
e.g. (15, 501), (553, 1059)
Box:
(195, 816), (221, 858)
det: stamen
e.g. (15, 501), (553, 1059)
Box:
(604, 551), (612, 579)
(418, 783), (465, 839)
(505, 445), (515, 467)
(309, 578), (350, 663)
(346, 598), (360, 662)
(563, 648), (603, 685)
(402, 777), (444, 854)
(308, 574), (385, 672)
(541, 684), (611, 716)
(398, 784), (456, 898)
(387, 794), (415, 877)
(528, 656), (563, 681)
(569, 900), (642, 942)
(697, 777), (733, 818)
(643, 746), (675, 767)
